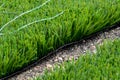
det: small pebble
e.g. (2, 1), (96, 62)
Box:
(90, 45), (96, 53)
(97, 39), (103, 44)
(58, 57), (63, 61)
(46, 64), (52, 70)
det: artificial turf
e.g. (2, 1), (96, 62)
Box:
(0, 0), (120, 78)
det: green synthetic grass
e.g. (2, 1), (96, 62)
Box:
(0, 0), (120, 78)
(35, 39), (120, 80)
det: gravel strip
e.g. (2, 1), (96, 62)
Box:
(9, 26), (120, 80)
